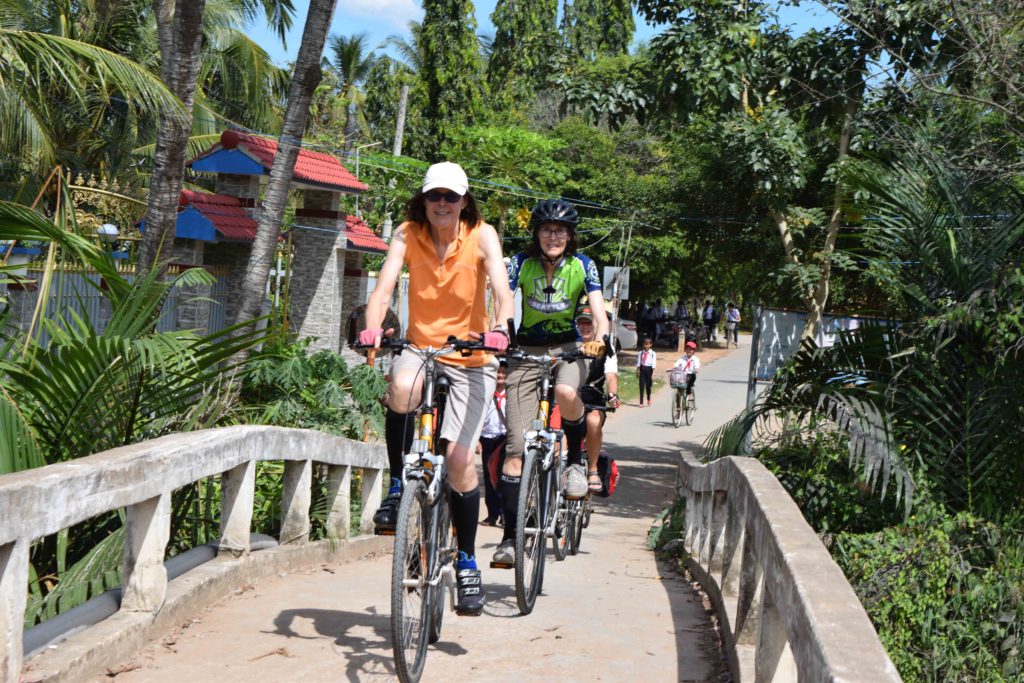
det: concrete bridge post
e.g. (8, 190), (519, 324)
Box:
(280, 459), (313, 545)
(359, 468), (382, 534)
(121, 493), (171, 612)
(754, 592), (798, 681)
(1, 539), (29, 682)
(325, 464), (352, 540)
(219, 460), (256, 557)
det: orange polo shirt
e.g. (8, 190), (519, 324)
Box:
(402, 219), (491, 367)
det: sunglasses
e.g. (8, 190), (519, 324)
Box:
(424, 190), (463, 203)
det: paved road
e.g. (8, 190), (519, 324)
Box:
(108, 340), (752, 683)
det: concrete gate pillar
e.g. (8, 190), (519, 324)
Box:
(289, 189), (347, 352)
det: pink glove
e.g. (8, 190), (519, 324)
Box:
(358, 327), (384, 346)
(482, 329), (509, 352)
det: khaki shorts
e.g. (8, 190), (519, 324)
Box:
(390, 351), (498, 450)
(504, 341), (586, 459)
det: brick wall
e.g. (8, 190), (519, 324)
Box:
(288, 189), (346, 352)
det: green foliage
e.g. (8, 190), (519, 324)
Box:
(561, 0), (635, 61)
(706, 152), (1024, 521)
(420, 0), (486, 159)
(647, 495), (687, 550)
(487, 0), (558, 108)
(757, 431), (904, 534)
(834, 507), (1024, 681)
(240, 336), (387, 439)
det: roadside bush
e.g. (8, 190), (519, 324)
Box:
(833, 506), (1023, 682)
(757, 431), (903, 535)
(240, 336), (386, 438)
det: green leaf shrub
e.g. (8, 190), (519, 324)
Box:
(834, 507), (1023, 682)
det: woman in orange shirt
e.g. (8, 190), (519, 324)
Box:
(360, 162), (514, 615)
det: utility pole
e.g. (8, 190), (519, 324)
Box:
(381, 83), (409, 242)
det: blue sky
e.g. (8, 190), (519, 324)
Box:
(246, 1), (834, 67)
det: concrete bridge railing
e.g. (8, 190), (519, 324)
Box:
(0, 426), (389, 683)
(674, 453), (901, 682)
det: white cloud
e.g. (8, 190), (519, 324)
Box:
(338, 0), (423, 29)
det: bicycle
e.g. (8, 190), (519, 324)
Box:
(495, 342), (593, 614)
(563, 403), (613, 556)
(670, 375), (696, 427)
(358, 335), (493, 683)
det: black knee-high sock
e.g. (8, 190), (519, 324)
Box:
(499, 473), (521, 541)
(563, 415), (586, 466)
(385, 408), (416, 484)
(450, 488), (480, 560)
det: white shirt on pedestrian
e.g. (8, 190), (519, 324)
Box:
(480, 390), (506, 439)
(636, 349), (657, 368)
(726, 308), (740, 323)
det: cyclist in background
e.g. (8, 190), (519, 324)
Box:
(577, 307), (620, 492)
(672, 341), (700, 396)
(496, 199), (608, 566)
(359, 162), (514, 615)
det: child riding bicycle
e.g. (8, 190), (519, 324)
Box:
(670, 341), (700, 395)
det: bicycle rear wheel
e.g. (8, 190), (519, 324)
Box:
(514, 449), (545, 615)
(671, 389), (682, 427)
(391, 479), (432, 683)
(684, 392), (695, 425)
(552, 496), (569, 561)
(567, 498), (583, 555)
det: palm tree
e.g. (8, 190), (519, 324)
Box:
(328, 32), (374, 154)
(706, 154), (1024, 521)
(380, 20), (425, 74)
(0, 25), (185, 193)
(232, 0), (339, 335)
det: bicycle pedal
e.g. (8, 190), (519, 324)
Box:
(374, 527), (396, 536)
(489, 561), (513, 569)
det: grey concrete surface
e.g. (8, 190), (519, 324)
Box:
(99, 342), (754, 683)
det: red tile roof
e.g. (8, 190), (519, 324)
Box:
(192, 130), (368, 193)
(180, 190), (258, 241)
(344, 215), (387, 253)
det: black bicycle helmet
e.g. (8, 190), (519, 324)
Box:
(530, 198), (579, 229)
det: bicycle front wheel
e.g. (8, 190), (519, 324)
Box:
(671, 389), (682, 427)
(514, 449), (545, 615)
(391, 479), (432, 683)
(428, 490), (453, 644)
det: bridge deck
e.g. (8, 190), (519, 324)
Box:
(100, 343), (748, 682)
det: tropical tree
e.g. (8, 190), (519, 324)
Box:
(706, 153), (1024, 521)
(420, 0), (486, 159)
(442, 124), (568, 236)
(233, 0), (338, 333)
(139, 0), (295, 272)
(0, 25), (184, 198)
(328, 32), (375, 154)
(487, 0), (558, 108)
(0, 196), (264, 621)
(561, 0), (635, 60)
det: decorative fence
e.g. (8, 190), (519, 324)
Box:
(1, 266), (231, 346)
(674, 452), (901, 682)
(0, 426), (388, 682)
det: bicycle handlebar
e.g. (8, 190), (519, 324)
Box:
(353, 335), (504, 355)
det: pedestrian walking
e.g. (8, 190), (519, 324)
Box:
(636, 336), (656, 407)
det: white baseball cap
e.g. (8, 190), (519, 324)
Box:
(422, 162), (469, 195)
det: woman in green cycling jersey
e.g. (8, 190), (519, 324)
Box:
(493, 198), (609, 566)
